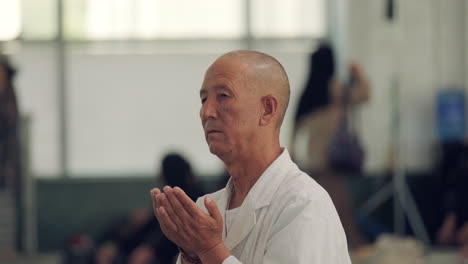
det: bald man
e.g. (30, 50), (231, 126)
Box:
(151, 51), (351, 264)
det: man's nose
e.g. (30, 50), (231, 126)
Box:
(200, 97), (217, 121)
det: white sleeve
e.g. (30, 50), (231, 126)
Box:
(177, 254), (240, 264)
(263, 198), (351, 264)
(222, 255), (241, 264)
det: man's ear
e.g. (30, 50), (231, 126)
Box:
(260, 95), (278, 126)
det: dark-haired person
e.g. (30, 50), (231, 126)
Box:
(290, 44), (372, 258)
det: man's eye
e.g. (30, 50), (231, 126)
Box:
(219, 93), (229, 98)
(201, 98), (207, 104)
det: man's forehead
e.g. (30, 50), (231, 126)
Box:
(202, 59), (246, 85)
(208, 58), (245, 75)
(199, 54), (265, 94)
(200, 74), (237, 94)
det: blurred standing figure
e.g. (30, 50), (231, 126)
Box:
(0, 55), (21, 256)
(0, 55), (20, 191)
(290, 44), (371, 252)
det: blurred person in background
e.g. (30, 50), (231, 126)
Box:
(0, 55), (21, 258)
(435, 141), (468, 260)
(91, 153), (203, 264)
(290, 44), (373, 258)
(0, 54), (20, 191)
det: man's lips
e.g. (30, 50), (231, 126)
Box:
(206, 129), (221, 134)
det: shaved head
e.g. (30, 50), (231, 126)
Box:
(214, 50), (291, 128)
(200, 50), (290, 162)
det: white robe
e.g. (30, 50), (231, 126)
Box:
(177, 149), (351, 264)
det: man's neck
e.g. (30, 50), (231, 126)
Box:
(224, 141), (282, 209)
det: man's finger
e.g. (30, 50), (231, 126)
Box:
(150, 188), (161, 219)
(158, 206), (178, 233)
(157, 193), (184, 228)
(173, 187), (202, 217)
(204, 195), (222, 223)
(164, 186), (192, 222)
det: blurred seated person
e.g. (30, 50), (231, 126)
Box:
(94, 153), (204, 264)
(435, 141), (468, 260)
(290, 44), (371, 254)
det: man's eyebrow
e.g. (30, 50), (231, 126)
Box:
(199, 85), (232, 96)
(214, 85), (234, 94)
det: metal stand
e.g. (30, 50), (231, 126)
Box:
(360, 168), (431, 245)
(359, 78), (430, 245)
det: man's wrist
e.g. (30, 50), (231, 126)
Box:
(198, 242), (231, 264)
(178, 246), (201, 264)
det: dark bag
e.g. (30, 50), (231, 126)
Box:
(327, 79), (365, 175)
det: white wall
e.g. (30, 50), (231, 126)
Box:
(8, 0), (467, 177)
(349, 0), (467, 172)
(66, 50), (311, 176)
(10, 43), (311, 177)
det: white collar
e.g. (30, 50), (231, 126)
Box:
(220, 148), (295, 249)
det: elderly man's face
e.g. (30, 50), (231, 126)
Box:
(199, 58), (261, 158)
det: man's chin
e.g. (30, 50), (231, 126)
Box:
(208, 146), (222, 156)
(208, 144), (228, 157)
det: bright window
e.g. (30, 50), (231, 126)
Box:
(21, 0), (57, 40)
(0, 0), (21, 40)
(65, 0), (245, 39)
(251, 0), (326, 38)
(9, 0), (326, 40)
